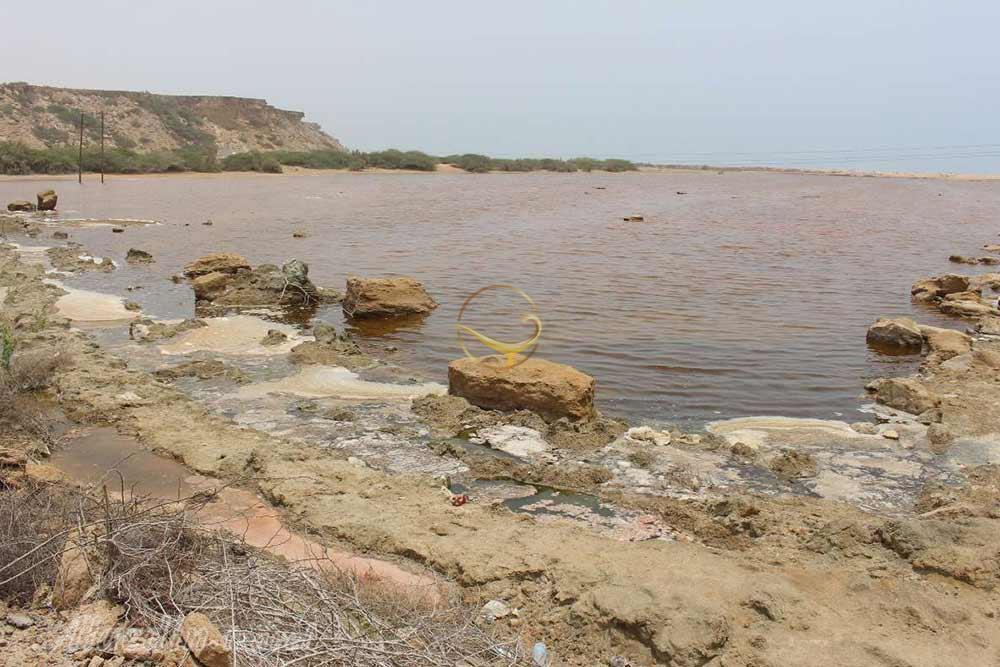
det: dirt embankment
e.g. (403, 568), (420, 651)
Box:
(2, 245), (1000, 666)
(0, 82), (343, 156)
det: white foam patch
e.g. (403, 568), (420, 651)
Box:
(471, 425), (549, 457)
(234, 366), (446, 400)
(44, 279), (138, 323)
(9, 243), (51, 266)
(159, 315), (304, 356)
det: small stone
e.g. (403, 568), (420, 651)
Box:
(6, 613), (34, 629)
(260, 329), (288, 346)
(111, 227), (125, 233)
(52, 230), (69, 239)
(180, 612), (231, 667)
(850, 422), (879, 435)
(625, 426), (671, 446)
(203, 220), (213, 226)
(882, 430), (900, 440)
(926, 423), (954, 454)
(292, 230), (307, 238)
(482, 600), (512, 622)
(124, 300), (141, 312)
(623, 214), (644, 222)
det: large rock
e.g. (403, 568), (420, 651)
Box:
(180, 612), (231, 667)
(7, 200), (35, 212)
(866, 317), (923, 354)
(59, 600), (122, 654)
(183, 253), (251, 278)
(910, 274), (971, 302)
(343, 276), (437, 319)
(918, 325), (972, 360)
(192, 271), (231, 300)
(448, 355), (595, 422)
(868, 377), (938, 415)
(36, 189), (57, 211)
(196, 261), (322, 307)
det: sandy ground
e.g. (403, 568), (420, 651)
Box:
(2, 239), (1000, 665)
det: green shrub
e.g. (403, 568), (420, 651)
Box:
(220, 151), (282, 173)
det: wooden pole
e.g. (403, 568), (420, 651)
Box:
(100, 111), (105, 184)
(78, 112), (84, 184)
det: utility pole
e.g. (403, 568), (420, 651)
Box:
(100, 111), (105, 184)
(78, 112), (84, 184)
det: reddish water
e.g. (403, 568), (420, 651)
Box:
(4, 171), (998, 424)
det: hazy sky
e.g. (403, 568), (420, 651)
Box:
(2, 1), (997, 171)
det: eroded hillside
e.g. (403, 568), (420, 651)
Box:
(0, 82), (343, 156)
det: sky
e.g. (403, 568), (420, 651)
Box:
(2, 1), (998, 172)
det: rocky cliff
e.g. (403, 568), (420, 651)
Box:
(0, 82), (343, 156)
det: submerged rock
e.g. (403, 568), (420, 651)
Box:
(948, 254), (978, 265)
(7, 200), (35, 212)
(125, 248), (154, 263)
(866, 317), (923, 354)
(46, 244), (115, 273)
(154, 359), (249, 383)
(448, 355), (595, 422)
(342, 276), (437, 319)
(130, 317), (206, 342)
(261, 329), (288, 346)
(36, 189), (57, 211)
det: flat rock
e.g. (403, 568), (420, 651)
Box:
(60, 600), (122, 654)
(343, 276), (437, 318)
(448, 355), (595, 422)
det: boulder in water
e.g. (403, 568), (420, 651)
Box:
(948, 254), (978, 265)
(448, 355), (595, 422)
(36, 189), (57, 211)
(866, 317), (923, 354)
(343, 276), (437, 319)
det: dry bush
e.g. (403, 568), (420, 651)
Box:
(0, 480), (528, 666)
(0, 479), (76, 601)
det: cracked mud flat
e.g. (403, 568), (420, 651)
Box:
(3, 236), (1000, 667)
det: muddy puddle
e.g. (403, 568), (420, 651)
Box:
(50, 426), (440, 592)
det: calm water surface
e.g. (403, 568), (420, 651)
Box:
(4, 170), (998, 426)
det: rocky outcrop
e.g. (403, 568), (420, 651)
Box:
(448, 355), (596, 422)
(866, 317), (923, 354)
(46, 244), (115, 273)
(976, 316), (1000, 336)
(183, 253), (251, 278)
(154, 359), (248, 383)
(36, 189), (57, 211)
(342, 276), (437, 319)
(911, 274), (972, 302)
(192, 260), (335, 308)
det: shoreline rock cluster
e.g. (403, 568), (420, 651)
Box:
(3, 236), (1000, 666)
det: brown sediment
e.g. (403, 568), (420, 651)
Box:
(3, 245), (1000, 666)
